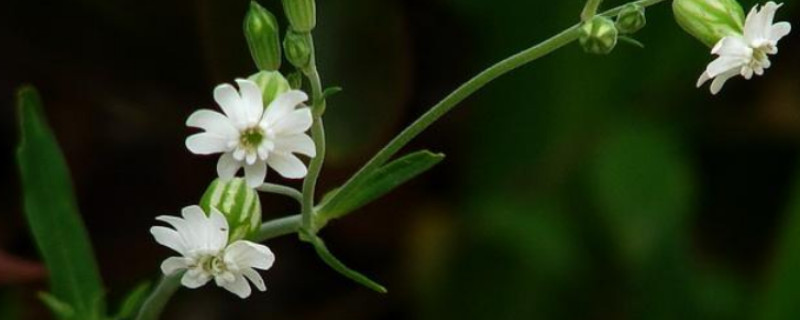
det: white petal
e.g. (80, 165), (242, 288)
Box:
(241, 268), (267, 292)
(263, 90), (309, 127)
(696, 72), (712, 88)
(246, 151), (257, 165)
(186, 109), (238, 138)
(235, 79), (265, 125)
(743, 5), (764, 42)
(207, 208), (230, 250)
(213, 83), (246, 128)
(181, 269), (212, 289)
(267, 152), (308, 179)
(770, 22), (791, 42)
(225, 241), (275, 270)
(186, 133), (230, 155)
(160, 257), (190, 275)
(217, 153), (241, 181)
(711, 36), (751, 58)
(274, 134), (316, 157)
(233, 148), (247, 161)
(222, 274), (252, 298)
(243, 161), (268, 188)
(270, 108), (313, 136)
(710, 69), (739, 95)
(150, 226), (185, 255)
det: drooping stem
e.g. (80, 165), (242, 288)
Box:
(581, 0), (604, 21)
(318, 0), (667, 222)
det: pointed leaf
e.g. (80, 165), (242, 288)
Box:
(38, 292), (75, 319)
(16, 86), (106, 319)
(318, 150), (444, 222)
(112, 282), (151, 320)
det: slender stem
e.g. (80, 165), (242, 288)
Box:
(581, 0), (604, 21)
(300, 36), (328, 232)
(257, 183), (303, 204)
(253, 214), (302, 242)
(319, 0), (667, 220)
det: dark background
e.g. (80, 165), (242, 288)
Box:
(2, 0), (800, 319)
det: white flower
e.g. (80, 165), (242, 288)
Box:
(150, 205), (275, 298)
(697, 2), (791, 94)
(186, 79), (316, 187)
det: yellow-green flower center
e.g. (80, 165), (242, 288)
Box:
(240, 128), (265, 150)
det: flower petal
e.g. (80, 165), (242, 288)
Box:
(271, 108), (313, 136)
(274, 134), (316, 157)
(267, 152), (308, 179)
(235, 79), (265, 125)
(710, 69), (740, 95)
(770, 21), (791, 42)
(263, 90), (309, 127)
(217, 153), (242, 181)
(181, 269), (212, 289)
(241, 268), (267, 292)
(160, 256), (190, 275)
(150, 226), (185, 255)
(225, 241), (275, 270)
(214, 83), (246, 128)
(186, 109), (238, 138)
(243, 161), (268, 188)
(222, 274), (252, 298)
(186, 133), (230, 155)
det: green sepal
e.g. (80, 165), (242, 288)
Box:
(281, 0), (316, 32)
(579, 16), (618, 55)
(287, 71), (304, 89)
(248, 71), (291, 107)
(616, 3), (646, 34)
(672, 0), (745, 48)
(317, 150), (444, 225)
(302, 230), (388, 294)
(244, 1), (282, 71)
(200, 178), (263, 242)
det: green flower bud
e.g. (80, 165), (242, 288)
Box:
(672, 0), (745, 48)
(616, 3), (646, 34)
(200, 178), (262, 242)
(248, 71), (291, 106)
(286, 71), (303, 89)
(244, 1), (282, 71)
(579, 16), (618, 55)
(283, 29), (312, 69)
(281, 0), (316, 32)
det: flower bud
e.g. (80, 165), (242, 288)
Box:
(672, 0), (745, 48)
(248, 71), (290, 106)
(244, 1), (282, 71)
(281, 0), (316, 32)
(283, 29), (313, 69)
(616, 3), (646, 34)
(200, 178), (262, 242)
(579, 16), (618, 55)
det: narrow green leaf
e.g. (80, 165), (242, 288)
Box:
(16, 86), (106, 319)
(318, 150), (444, 222)
(618, 35), (645, 48)
(304, 232), (387, 294)
(322, 86), (343, 100)
(756, 163), (800, 320)
(38, 292), (75, 319)
(112, 282), (151, 320)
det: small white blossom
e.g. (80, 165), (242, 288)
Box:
(150, 205), (275, 298)
(186, 79), (316, 187)
(697, 1), (791, 94)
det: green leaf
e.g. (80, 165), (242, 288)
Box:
(111, 282), (151, 320)
(38, 292), (75, 319)
(322, 86), (343, 100)
(303, 231), (387, 294)
(318, 150), (444, 222)
(756, 163), (800, 320)
(16, 86), (106, 319)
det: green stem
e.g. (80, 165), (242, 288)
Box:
(253, 214), (302, 242)
(581, 0), (604, 21)
(321, 0), (666, 220)
(300, 35), (327, 232)
(256, 183), (303, 204)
